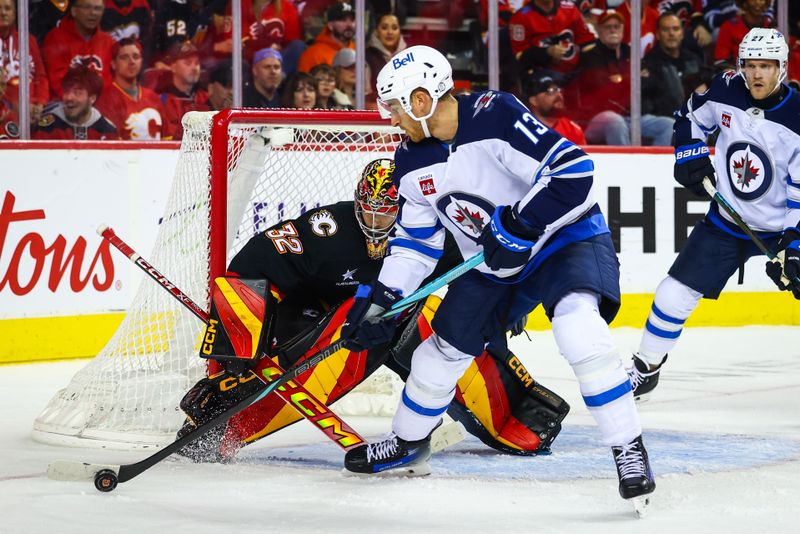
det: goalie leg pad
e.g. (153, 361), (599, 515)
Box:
(449, 345), (570, 455)
(201, 277), (276, 376)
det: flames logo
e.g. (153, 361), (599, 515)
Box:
(308, 210), (338, 237)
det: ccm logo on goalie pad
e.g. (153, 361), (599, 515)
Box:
(508, 356), (534, 388)
(201, 319), (219, 356)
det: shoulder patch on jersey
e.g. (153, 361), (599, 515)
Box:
(418, 173), (436, 196)
(308, 209), (338, 237)
(472, 91), (498, 118)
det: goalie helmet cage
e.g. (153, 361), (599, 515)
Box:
(32, 109), (405, 450)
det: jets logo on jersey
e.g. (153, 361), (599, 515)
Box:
(725, 142), (773, 201)
(308, 210), (338, 237)
(472, 92), (497, 117)
(436, 192), (494, 242)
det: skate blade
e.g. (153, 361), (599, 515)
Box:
(630, 494), (651, 518)
(633, 392), (653, 404)
(342, 461), (432, 478)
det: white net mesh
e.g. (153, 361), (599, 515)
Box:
(32, 110), (404, 449)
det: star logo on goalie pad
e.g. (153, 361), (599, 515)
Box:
(342, 268), (357, 281)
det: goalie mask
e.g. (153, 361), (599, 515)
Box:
(355, 158), (399, 259)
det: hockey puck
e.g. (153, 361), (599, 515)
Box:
(94, 469), (118, 492)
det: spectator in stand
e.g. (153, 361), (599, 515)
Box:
(207, 59), (237, 111)
(714, 0), (772, 71)
(34, 65), (119, 140)
(101, 0), (153, 45)
(30, 0), (70, 43)
(331, 47), (356, 108)
(193, 0), (256, 73)
(647, 0), (712, 51)
(523, 70), (586, 145)
(297, 2), (355, 73)
(0, 66), (19, 139)
(575, 9), (673, 145)
(243, 47), (283, 108)
(42, 0), (115, 100)
(280, 71), (317, 109)
(0, 0), (49, 123)
(642, 12), (711, 118)
(365, 13), (407, 97)
(96, 38), (165, 140)
(702, 0), (772, 37)
(160, 40), (210, 141)
(249, 0), (306, 74)
(310, 63), (342, 108)
(509, 0), (596, 79)
(151, 0), (205, 69)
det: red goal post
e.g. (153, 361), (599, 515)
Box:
(32, 109), (405, 450)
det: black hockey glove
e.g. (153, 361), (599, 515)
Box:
(765, 228), (800, 299)
(341, 281), (402, 351)
(674, 140), (715, 198)
(478, 205), (541, 272)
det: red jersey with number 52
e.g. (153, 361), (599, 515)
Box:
(508, 1), (595, 73)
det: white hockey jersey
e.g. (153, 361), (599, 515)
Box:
(379, 91), (608, 296)
(675, 72), (800, 234)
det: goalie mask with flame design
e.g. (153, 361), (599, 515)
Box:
(354, 158), (399, 259)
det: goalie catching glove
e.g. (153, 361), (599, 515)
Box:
(341, 280), (402, 351)
(765, 228), (800, 299)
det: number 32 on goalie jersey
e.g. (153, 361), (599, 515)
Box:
(266, 223), (304, 254)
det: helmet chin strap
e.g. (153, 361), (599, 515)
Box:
(407, 97), (440, 139)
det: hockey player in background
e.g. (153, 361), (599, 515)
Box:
(340, 46), (654, 509)
(628, 27), (800, 400)
(176, 158), (570, 463)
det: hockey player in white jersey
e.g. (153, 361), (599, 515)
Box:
(339, 45), (655, 507)
(629, 27), (800, 400)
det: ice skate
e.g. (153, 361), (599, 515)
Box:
(612, 435), (656, 517)
(344, 432), (432, 477)
(627, 354), (667, 401)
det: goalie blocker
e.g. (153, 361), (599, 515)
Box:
(177, 276), (569, 461)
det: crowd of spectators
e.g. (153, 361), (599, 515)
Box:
(0, 0), (797, 143)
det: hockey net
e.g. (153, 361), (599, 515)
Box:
(32, 110), (405, 450)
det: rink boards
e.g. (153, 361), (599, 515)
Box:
(0, 144), (796, 363)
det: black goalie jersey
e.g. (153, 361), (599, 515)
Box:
(228, 200), (462, 306)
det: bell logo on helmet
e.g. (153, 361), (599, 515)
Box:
(392, 52), (415, 69)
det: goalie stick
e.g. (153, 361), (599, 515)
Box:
(96, 225), (366, 453)
(703, 178), (800, 287)
(48, 227), (480, 491)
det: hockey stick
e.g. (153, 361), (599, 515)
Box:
(703, 178), (800, 287)
(49, 227), (478, 491)
(95, 225), (366, 452)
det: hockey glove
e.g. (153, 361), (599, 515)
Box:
(674, 140), (716, 198)
(765, 228), (800, 299)
(341, 281), (402, 351)
(478, 205), (541, 272)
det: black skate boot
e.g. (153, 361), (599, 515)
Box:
(627, 353), (667, 401)
(344, 433), (432, 477)
(612, 435), (656, 516)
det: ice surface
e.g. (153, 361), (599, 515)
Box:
(2, 326), (798, 533)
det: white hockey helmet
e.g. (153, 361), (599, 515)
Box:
(738, 27), (789, 86)
(375, 45), (454, 124)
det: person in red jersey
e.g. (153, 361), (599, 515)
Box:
(159, 39), (209, 141)
(508, 0), (596, 77)
(33, 65), (119, 140)
(0, 0), (50, 123)
(96, 38), (165, 140)
(523, 70), (586, 145)
(714, 0), (772, 71)
(0, 66), (19, 139)
(42, 0), (115, 100)
(101, 0), (153, 44)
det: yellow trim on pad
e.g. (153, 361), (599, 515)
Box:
(0, 292), (796, 364)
